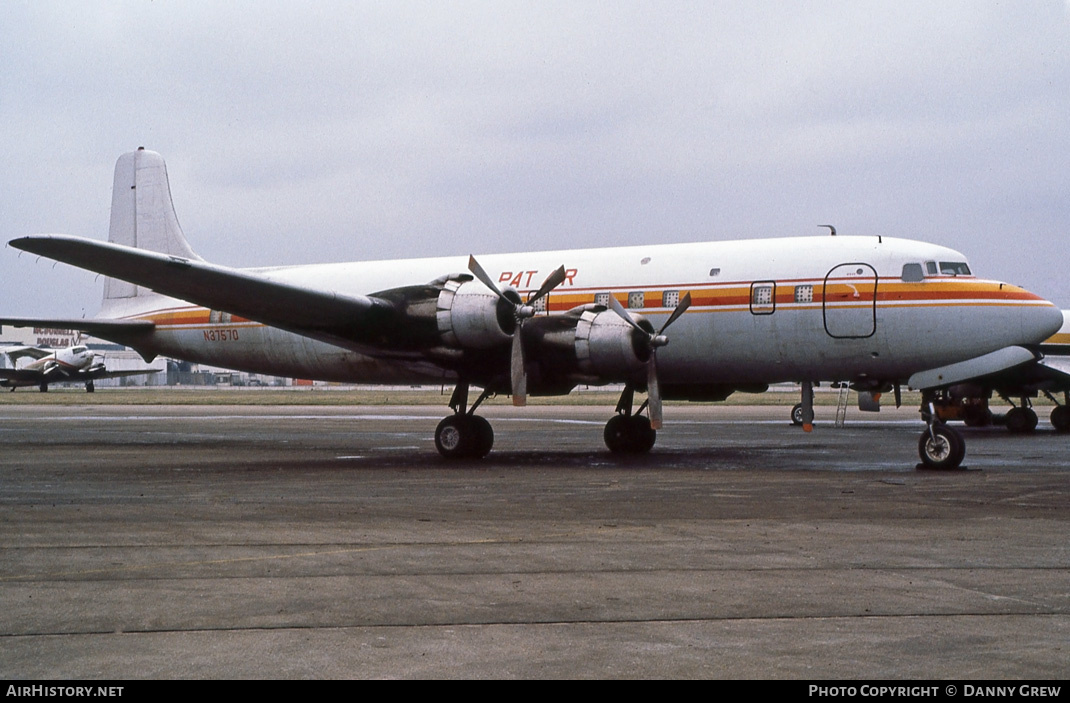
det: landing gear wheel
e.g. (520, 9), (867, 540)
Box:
(1005, 407), (1038, 434)
(604, 415), (656, 454)
(468, 415), (494, 459)
(435, 415), (494, 459)
(1050, 405), (1070, 433)
(39, 384), (48, 393)
(435, 416), (470, 459)
(918, 424), (966, 470)
(86, 380), (95, 393)
(791, 403), (804, 426)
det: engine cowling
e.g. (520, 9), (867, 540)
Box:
(522, 305), (652, 388)
(435, 278), (517, 349)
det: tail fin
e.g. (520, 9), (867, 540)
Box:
(104, 148), (203, 302)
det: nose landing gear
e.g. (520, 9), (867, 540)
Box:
(918, 397), (966, 470)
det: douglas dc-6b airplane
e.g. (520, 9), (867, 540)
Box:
(0, 344), (159, 392)
(2, 149), (1063, 468)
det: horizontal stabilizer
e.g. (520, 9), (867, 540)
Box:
(9, 235), (393, 345)
(88, 367), (165, 381)
(908, 346), (1037, 390)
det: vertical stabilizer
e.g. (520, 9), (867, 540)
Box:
(104, 148), (202, 301)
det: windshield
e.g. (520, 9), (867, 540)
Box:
(938, 262), (971, 276)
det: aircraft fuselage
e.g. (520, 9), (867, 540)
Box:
(100, 235), (1060, 395)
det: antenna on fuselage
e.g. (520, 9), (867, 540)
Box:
(819, 224), (836, 236)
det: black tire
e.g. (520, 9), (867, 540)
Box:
(468, 415), (494, 459)
(918, 424), (966, 470)
(791, 403), (804, 426)
(1006, 407), (1037, 434)
(435, 416), (471, 459)
(1050, 406), (1070, 433)
(627, 415), (656, 454)
(604, 415), (630, 453)
(435, 415), (494, 459)
(604, 415), (656, 454)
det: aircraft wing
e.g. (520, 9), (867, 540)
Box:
(909, 346), (1070, 394)
(908, 346), (1039, 390)
(0, 368), (46, 382)
(9, 235), (396, 350)
(0, 317), (155, 339)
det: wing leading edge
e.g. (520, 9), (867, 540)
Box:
(9, 234), (396, 351)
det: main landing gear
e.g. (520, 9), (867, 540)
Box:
(603, 385), (657, 454)
(434, 383), (495, 459)
(1049, 391), (1070, 433)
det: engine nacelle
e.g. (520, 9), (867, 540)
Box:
(574, 307), (651, 378)
(436, 278), (517, 349)
(524, 305), (651, 387)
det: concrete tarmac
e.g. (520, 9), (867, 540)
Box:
(1, 402), (1067, 679)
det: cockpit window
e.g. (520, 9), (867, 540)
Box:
(901, 263), (924, 282)
(71, 346), (87, 354)
(938, 262), (971, 276)
(925, 261), (938, 275)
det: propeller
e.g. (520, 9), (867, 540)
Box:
(606, 291), (691, 429)
(467, 256), (567, 406)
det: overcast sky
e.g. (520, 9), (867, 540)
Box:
(2, 0), (1068, 321)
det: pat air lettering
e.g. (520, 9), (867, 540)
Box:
(498, 269), (578, 288)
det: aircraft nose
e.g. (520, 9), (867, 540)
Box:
(1025, 302), (1064, 344)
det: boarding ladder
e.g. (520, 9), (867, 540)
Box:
(835, 383), (850, 428)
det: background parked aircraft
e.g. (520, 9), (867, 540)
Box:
(0, 344), (159, 392)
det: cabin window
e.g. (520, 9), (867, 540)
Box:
(209, 310), (232, 324)
(901, 263), (924, 282)
(750, 282), (776, 315)
(709, 268), (721, 277)
(662, 290), (679, 308)
(532, 296), (547, 313)
(939, 262), (971, 276)
(794, 284), (813, 303)
(628, 291), (645, 309)
(595, 292), (610, 307)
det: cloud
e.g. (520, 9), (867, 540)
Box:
(2, 0), (1068, 319)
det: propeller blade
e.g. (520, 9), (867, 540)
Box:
(511, 331), (527, 406)
(467, 255), (507, 301)
(658, 292), (691, 334)
(527, 265), (567, 305)
(606, 293), (647, 335)
(647, 353), (663, 430)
